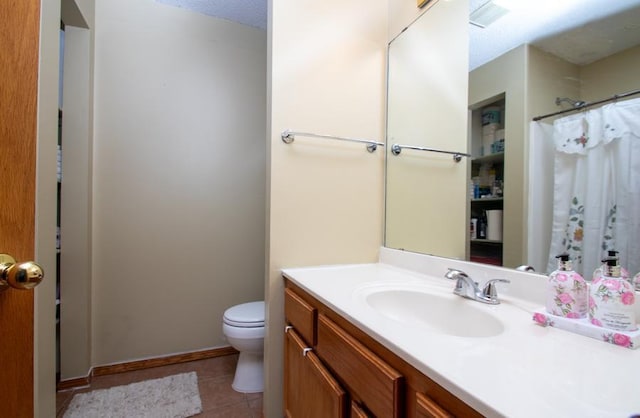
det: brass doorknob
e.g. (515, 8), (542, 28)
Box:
(0, 254), (44, 292)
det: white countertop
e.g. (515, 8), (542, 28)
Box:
(282, 250), (640, 418)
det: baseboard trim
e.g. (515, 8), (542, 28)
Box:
(92, 346), (238, 377)
(57, 346), (237, 391)
(56, 375), (91, 392)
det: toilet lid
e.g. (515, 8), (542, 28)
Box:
(223, 301), (265, 328)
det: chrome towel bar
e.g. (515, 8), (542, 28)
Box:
(390, 143), (470, 162)
(281, 129), (384, 153)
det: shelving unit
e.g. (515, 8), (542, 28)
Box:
(468, 97), (505, 266)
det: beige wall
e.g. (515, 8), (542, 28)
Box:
(73, 0), (94, 27)
(36, 1), (62, 415)
(91, 0), (266, 365)
(62, 0), (95, 28)
(469, 46), (527, 268)
(580, 44), (640, 101)
(388, 0), (438, 40)
(526, 46), (581, 124)
(265, 0), (388, 415)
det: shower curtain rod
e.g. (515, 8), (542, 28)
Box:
(532, 88), (640, 121)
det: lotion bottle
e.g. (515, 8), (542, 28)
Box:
(589, 257), (637, 331)
(592, 250), (629, 284)
(546, 254), (588, 318)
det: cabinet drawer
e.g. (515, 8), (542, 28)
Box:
(416, 392), (453, 418)
(285, 288), (316, 345)
(316, 314), (403, 418)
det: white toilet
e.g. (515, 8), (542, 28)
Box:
(222, 301), (265, 393)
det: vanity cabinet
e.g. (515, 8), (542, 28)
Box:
(284, 279), (482, 418)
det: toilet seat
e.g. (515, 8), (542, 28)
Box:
(223, 301), (265, 328)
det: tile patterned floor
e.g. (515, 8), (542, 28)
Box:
(56, 354), (263, 418)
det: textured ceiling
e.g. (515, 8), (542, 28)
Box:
(469, 0), (640, 70)
(156, 0), (267, 30)
(155, 0), (640, 71)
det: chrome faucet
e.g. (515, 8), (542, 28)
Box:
(445, 268), (510, 305)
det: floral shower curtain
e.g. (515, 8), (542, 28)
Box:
(545, 97), (640, 278)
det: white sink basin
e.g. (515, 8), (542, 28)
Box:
(363, 287), (505, 338)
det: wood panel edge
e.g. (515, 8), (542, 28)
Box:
(56, 375), (90, 392)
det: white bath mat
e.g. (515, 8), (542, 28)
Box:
(63, 371), (202, 418)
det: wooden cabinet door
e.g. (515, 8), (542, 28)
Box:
(285, 328), (346, 418)
(0, 1), (40, 416)
(416, 392), (453, 418)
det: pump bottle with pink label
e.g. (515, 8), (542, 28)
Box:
(546, 254), (588, 318)
(589, 255), (637, 331)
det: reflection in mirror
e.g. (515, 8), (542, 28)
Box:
(385, 0), (469, 260)
(386, 0), (640, 276)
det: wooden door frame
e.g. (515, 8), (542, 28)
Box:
(36, 0), (63, 416)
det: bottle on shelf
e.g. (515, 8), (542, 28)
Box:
(470, 218), (478, 240)
(477, 211), (487, 239)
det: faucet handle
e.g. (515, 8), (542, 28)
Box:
(482, 279), (511, 300)
(445, 268), (467, 280)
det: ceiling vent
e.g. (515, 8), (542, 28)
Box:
(470, 1), (509, 28)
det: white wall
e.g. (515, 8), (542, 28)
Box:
(91, 0), (267, 365)
(60, 24), (94, 380)
(265, 0), (388, 415)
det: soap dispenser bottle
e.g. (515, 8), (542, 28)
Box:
(546, 254), (588, 318)
(592, 250), (629, 284)
(589, 256), (637, 331)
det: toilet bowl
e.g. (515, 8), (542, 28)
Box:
(222, 301), (265, 393)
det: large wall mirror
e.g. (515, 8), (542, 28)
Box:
(385, 0), (469, 260)
(385, 0), (640, 275)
